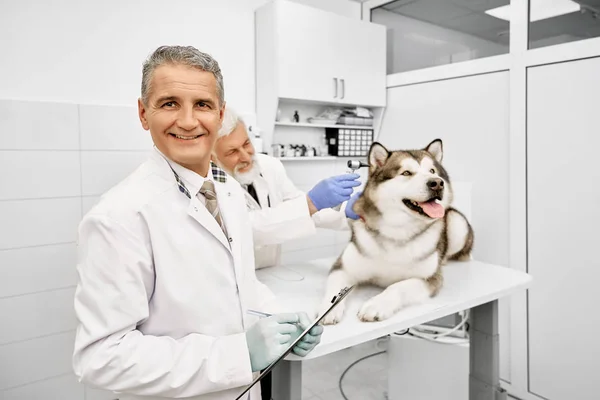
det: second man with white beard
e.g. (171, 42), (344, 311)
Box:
(212, 107), (363, 270)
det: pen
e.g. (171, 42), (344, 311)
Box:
(247, 309), (303, 326)
(247, 309), (272, 318)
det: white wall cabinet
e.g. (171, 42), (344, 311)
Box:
(526, 56), (600, 400)
(255, 0), (387, 157)
(259, 0), (387, 107)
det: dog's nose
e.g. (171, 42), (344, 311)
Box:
(427, 178), (444, 191)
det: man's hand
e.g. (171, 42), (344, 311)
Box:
(290, 312), (324, 357)
(345, 190), (362, 220)
(245, 313), (300, 372)
(307, 174), (361, 211)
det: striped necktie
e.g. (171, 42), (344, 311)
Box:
(199, 180), (227, 237)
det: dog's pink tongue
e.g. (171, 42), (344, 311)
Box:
(419, 201), (445, 218)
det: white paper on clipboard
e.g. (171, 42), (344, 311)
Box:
(234, 286), (355, 400)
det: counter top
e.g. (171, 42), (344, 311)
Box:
(256, 257), (532, 360)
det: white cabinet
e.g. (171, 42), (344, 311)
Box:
(255, 0), (387, 157)
(274, 2), (338, 103)
(256, 0), (387, 108)
(331, 13), (387, 107)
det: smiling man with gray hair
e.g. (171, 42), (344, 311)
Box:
(71, 45), (324, 400)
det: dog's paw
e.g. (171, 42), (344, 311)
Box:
(357, 294), (398, 322)
(320, 301), (346, 325)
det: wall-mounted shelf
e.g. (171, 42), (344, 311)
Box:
(277, 156), (337, 161)
(276, 156), (368, 161)
(275, 122), (375, 130)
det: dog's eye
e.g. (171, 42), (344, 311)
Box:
(401, 171), (412, 176)
(430, 169), (435, 174)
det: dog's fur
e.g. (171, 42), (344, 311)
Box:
(320, 139), (474, 324)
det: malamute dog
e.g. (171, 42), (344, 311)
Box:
(320, 139), (474, 324)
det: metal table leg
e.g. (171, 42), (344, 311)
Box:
(271, 360), (302, 400)
(469, 300), (508, 400)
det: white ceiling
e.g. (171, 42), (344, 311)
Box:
(366, 0), (600, 46)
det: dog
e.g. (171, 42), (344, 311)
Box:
(319, 139), (474, 324)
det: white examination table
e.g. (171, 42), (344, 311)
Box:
(256, 257), (532, 400)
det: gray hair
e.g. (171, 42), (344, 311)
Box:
(141, 45), (225, 106)
(218, 106), (246, 137)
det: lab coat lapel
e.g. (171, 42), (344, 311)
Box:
(253, 175), (271, 208)
(214, 183), (244, 279)
(186, 197), (231, 253)
(149, 151), (232, 253)
(243, 190), (261, 210)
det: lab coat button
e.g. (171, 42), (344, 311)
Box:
(228, 237), (233, 243)
(227, 192), (231, 196)
(194, 207), (198, 212)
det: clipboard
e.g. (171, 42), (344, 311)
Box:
(235, 286), (355, 400)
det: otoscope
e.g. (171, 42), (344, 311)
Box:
(333, 159), (369, 211)
(346, 159), (369, 173)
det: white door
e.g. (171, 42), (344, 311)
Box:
(527, 56), (600, 400)
(379, 71), (511, 383)
(276, 1), (337, 103)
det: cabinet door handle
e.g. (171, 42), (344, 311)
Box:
(341, 78), (345, 99)
(333, 77), (338, 98)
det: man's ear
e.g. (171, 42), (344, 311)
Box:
(368, 142), (389, 168)
(219, 101), (226, 123)
(138, 98), (149, 131)
(424, 139), (443, 163)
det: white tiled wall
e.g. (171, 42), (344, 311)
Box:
(0, 99), (151, 400)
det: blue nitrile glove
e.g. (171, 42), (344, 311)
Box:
(345, 190), (363, 220)
(245, 313), (299, 372)
(307, 174), (361, 210)
(291, 312), (324, 357)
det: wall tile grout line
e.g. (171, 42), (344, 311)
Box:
(1, 371), (75, 392)
(78, 104), (84, 222)
(0, 241), (75, 252)
(0, 328), (75, 348)
(0, 284), (77, 300)
(0, 195), (82, 203)
(0, 149), (151, 152)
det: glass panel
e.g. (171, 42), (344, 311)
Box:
(371, 0), (510, 74)
(526, 0), (600, 49)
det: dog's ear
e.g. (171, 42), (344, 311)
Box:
(368, 142), (389, 168)
(424, 139), (443, 163)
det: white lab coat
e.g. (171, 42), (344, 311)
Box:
(72, 148), (281, 400)
(244, 153), (349, 269)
